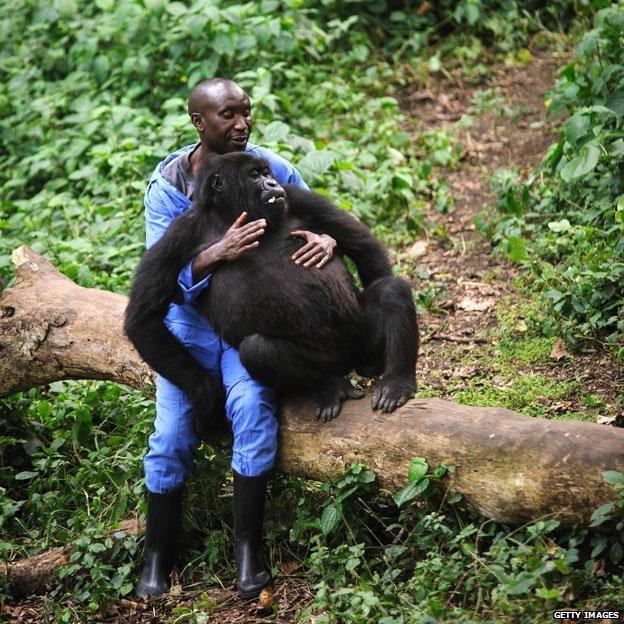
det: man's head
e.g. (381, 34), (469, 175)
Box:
(188, 78), (253, 155)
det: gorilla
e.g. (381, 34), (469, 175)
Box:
(124, 151), (419, 427)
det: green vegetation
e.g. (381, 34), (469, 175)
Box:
(1, 0), (623, 622)
(483, 3), (624, 354)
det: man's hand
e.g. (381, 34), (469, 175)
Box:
(214, 211), (266, 262)
(192, 212), (265, 281)
(290, 231), (336, 269)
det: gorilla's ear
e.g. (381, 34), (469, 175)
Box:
(211, 174), (223, 192)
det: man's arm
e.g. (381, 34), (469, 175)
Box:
(191, 213), (267, 281)
(144, 179), (214, 305)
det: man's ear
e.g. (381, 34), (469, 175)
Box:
(191, 112), (203, 132)
(211, 173), (223, 191)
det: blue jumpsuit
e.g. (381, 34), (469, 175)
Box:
(143, 142), (308, 493)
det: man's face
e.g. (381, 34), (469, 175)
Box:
(192, 84), (253, 154)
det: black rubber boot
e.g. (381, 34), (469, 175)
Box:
(135, 487), (184, 600)
(233, 470), (273, 599)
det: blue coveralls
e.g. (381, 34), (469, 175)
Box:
(143, 142), (308, 493)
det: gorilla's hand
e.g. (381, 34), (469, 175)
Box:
(371, 374), (416, 413)
(290, 231), (336, 269)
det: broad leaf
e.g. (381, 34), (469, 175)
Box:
(564, 114), (590, 145)
(408, 457), (428, 483)
(560, 145), (600, 181)
(589, 501), (615, 527)
(320, 503), (341, 535)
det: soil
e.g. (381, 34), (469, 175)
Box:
(1, 576), (314, 623)
(5, 51), (623, 624)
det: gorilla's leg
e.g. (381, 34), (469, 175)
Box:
(239, 334), (363, 421)
(357, 276), (419, 413)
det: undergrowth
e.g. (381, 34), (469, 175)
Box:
(481, 2), (624, 354)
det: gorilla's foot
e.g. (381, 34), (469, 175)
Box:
(313, 376), (364, 423)
(371, 374), (416, 413)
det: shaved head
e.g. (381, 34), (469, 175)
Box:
(186, 77), (253, 156)
(188, 78), (247, 117)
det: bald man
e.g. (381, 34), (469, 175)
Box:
(136, 79), (336, 600)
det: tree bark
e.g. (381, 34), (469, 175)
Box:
(1, 246), (623, 528)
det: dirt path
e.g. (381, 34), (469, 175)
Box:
(401, 53), (624, 424)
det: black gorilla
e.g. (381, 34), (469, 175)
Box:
(124, 152), (418, 427)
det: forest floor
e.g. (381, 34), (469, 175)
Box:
(5, 51), (624, 624)
(402, 51), (624, 427)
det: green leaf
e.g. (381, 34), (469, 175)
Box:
(560, 145), (600, 181)
(606, 91), (624, 116)
(320, 503), (341, 536)
(610, 138), (624, 156)
(359, 470), (376, 483)
(212, 32), (235, 56)
(506, 236), (528, 263)
(589, 501), (615, 527)
(262, 121), (290, 142)
(408, 457), (428, 483)
(564, 114), (590, 145)
(394, 483), (418, 507)
(394, 477), (430, 507)
(506, 571), (536, 595)
(72, 419), (91, 448)
(536, 587), (562, 600)
(609, 540), (623, 564)
(603, 470), (624, 487)
(300, 149), (335, 175)
(15, 471), (38, 480)
(433, 465), (449, 478)
(165, 2), (187, 16)
(37, 401), (52, 418)
(413, 477), (430, 495)
(548, 219), (571, 233)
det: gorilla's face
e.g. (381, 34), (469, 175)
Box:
(253, 165), (286, 225)
(201, 153), (287, 227)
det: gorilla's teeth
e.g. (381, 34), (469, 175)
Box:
(268, 197), (276, 203)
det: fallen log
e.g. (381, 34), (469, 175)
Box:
(3, 518), (143, 598)
(1, 246), (623, 528)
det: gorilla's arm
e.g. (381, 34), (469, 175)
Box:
(124, 210), (221, 412)
(284, 185), (392, 286)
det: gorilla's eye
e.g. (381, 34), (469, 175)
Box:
(249, 170), (260, 180)
(263, 168), (271, 176)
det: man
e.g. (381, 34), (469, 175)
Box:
(136, 78), (336, 600)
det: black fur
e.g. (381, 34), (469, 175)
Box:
(125, 152), (419, 429)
